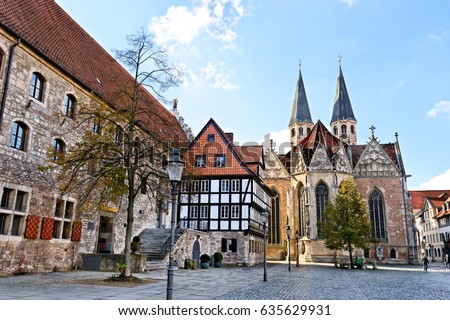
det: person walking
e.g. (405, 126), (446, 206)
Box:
(444, 254), (449, 270)
(422, 255), (429, 272)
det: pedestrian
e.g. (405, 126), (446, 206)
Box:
(422, 255), (429, 272)
(444, 254), (449, 270)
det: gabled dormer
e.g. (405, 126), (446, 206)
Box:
(265, 148), (291, 179)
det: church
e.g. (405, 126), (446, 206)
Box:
(264, 62), (412, 264)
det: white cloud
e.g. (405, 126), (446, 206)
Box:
(149, 0), (246, 49)
(418, 169), (450, 190)
(340, 0), (357, 6)
(179, 61), (239, 90)
(426, 100), (450, 119)
(259, 128), (291, 155)
(202, 61), (239, 90)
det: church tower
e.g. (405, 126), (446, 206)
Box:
(289, 63), (314, 147)
(330, 60), (357, 145)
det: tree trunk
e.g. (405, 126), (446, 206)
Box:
(124, 165), (135, 277)
(348, 242), (353, 270)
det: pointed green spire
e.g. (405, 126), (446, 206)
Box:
(289, 62), (313, 126)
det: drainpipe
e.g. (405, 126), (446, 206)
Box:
(0, 38), (21, 130)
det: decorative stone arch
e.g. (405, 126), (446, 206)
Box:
(268, 187), (281, 245)
(368, 187), (387, 240)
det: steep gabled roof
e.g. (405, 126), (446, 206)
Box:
(330, 65), (356, 124)
(299, 120), (342, 165)
(185, 118), (262, 176)
(289, 66), (313, 126)
(0, 0), (188, 144)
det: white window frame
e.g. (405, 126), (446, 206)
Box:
(190, 206), (199, 219)
(221, 180), (230, 192)
(200, 206), (208, 219)
(220, 206), (229, 219)
(231, 205), (240, 218)
(231, 179), (240, 192)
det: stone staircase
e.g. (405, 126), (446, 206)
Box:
(138, 228), (186, 270)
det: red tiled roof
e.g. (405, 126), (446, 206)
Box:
(0, 0), (187, 144)
(409, 190), (450, 211)
(185, 118), (262, 177)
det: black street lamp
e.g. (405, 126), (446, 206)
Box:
(295, 230), (300, 268)
(286, 225), (291, 271)
(261, 208), (268, 282)
(166, 148), (184, 300)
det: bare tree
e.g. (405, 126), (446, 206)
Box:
(52, 29), (182, 277)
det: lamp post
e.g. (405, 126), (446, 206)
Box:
(166, 148), (185, 300)
(295, 230), (300, 268)
(261, 208), (268, 282)
(286, 225), (291, 271)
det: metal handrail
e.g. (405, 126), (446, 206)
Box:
(160, 220), (186, 258)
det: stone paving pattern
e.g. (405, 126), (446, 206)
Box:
(0, 262), (449, 300)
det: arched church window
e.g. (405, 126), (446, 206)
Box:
(368, 189), (386, 239)
(316, 181), (328, 237)
(350, 125), (355, 134)
(291, 128), (295, 138)
(307, 128), (311, 135)
(341, 125), (347, 134)
(299, 127), (304, 136)
(298, 184), (307, 237)
(333, 126), (338, 135)
(269, 189), (281, 245)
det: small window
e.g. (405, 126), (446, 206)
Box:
(215, 154), (225, 167)
(30, 72), (44, 101)
(200, 206), (208, 218)
(190, 206), (198, 218)
(221, 180), (230, 192)
(192, 180), (199, 192)
(231, 179), (240, 192)
(341, 125), (347, 134)
(291, 128), (295, 137)
(231, 205), (240, 218)
(52, 138), (65, 161)
(64, 94), (76, 119)
(351, 125), (355, 134)
(53, 198), (75, 240)
(220, 206), (229, 219)
(10, 121), (28, 151)
(114, 126), (123, 145)
(1, 188), (13, 209)
(299, 127), (304, 136)
(307, 128), (311, 135)
(333, 126), (338, 135)
(14, 191), (28, 212)
(92, 120), (101, 134)
(0, 50), (4, 78)
(207, 134), (215, 142)
(201, 180), (209, 192)
(195, 155), (206, 168)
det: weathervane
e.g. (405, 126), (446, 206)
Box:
(338, 54), (342, 66)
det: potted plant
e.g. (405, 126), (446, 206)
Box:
(130, 236), (142, 254)
(213, 251), (223, 268)
(200, 254), (211, 269)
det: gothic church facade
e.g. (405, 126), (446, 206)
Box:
(265, 63), (412, 264)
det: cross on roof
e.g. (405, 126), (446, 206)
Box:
(369, 125), (376, 138)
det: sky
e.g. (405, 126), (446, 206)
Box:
(55, 0), (450, 190)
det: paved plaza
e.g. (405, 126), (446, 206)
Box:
(0, 262), (449, 300)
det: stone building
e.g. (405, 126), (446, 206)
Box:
(265, 63), (412, 264)
(0, 0), (188, 274)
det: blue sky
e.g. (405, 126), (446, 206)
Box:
(55, 0), (450, 190)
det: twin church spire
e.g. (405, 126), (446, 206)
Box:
(289, 59), (357, 146)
